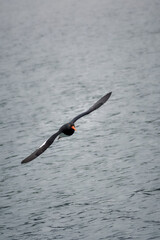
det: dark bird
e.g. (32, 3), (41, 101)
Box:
(21, 92), (112, 164)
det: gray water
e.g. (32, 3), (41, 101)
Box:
(0, 0), (160, 239)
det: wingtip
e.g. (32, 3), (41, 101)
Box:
(105, 91), (112, 99)
(21, 156), (33, 164)
(21, 159), (27, 164)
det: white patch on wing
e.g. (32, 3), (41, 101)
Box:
(39, 140), (47, 148)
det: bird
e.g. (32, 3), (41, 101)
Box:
(21, 92), (112, 164)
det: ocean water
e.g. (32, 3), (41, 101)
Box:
(0, 0), (160, 239)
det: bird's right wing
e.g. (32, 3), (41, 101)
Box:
(70, 92), (112, 123)
(21, 130), (61, 164)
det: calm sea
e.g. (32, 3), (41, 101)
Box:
(0, 0), (160, 239)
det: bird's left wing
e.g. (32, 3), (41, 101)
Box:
(70, 92), (112, 123)
(21, 130), (61, 164)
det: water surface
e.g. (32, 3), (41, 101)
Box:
(0, 0), (160, 239)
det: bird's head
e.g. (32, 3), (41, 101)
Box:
(69, 123), (76, 131)
(59, 122), (76, 136)
(65, 123), (76, 131)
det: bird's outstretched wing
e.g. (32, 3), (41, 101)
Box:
(21, 130), (61, 164)
(70, 92), (112, 123)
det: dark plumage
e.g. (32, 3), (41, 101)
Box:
(21, 92), (112, 164)
(59, 123), (76, 136)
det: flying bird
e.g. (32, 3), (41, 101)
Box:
(21, 92), (112, 164)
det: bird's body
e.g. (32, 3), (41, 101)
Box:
(58, 123), (76, 138)
(21, 92), (112, 164)
(59, 123), (76, 136)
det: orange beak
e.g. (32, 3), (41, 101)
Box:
(71, 126), (76, 131)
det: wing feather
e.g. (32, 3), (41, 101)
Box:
(21, 130), (60, 164)
(71, 92), (112, 123)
